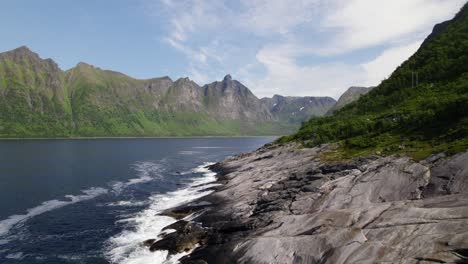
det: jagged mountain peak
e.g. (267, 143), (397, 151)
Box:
(0, 46), (62, 77)
(76, 61), (94, 68)
(174, 76), (189, 82)
(223, 74), (232, 81)
(12, 45), (33, 53)
(0, 45), (47, 65)
(216, 77), (257, 99)
(5, 45), (36, 56)
(173, 77), (199, 86)
(158, 76), (173, 81)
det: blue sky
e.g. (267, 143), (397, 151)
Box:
(0, 0), (464, 98)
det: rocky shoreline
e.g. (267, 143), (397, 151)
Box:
(146, 143), (468, 263)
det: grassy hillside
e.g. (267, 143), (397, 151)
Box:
(280, 4), (468, 160)
(0, 47), (72, 137)
(0, 49), (306, 137)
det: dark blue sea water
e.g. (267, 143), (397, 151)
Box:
(0, 137), (274, 264)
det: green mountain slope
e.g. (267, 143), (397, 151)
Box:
(281, 3), (468, 159)
(0, 48), (333, 137)
(0, 46), (72, 136)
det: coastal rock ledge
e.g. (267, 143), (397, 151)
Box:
(157, 143), (468, 263)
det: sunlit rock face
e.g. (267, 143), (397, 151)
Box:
(181, 143), (468, 264)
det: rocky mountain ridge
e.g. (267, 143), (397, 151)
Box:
(0, 47), (335, 137)
(326, 86), (374, 115)
(261, 95), (336, 124)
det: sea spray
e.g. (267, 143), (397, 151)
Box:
(106, 162), (218, 264)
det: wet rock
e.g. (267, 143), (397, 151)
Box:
(160, 201), (213, 219)
(150, 220), (206, 254)
(142, 239), (156, 247)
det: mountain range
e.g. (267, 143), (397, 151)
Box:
(0, 47), (336, 137)
(262, 95), (336, 124)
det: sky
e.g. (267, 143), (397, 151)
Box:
(0, 0), (465, 98)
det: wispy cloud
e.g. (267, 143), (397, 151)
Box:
(148, 0), (465, 98)
(238, 0), (320, 35)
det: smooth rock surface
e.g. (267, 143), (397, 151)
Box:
(181, 143), (468, 264)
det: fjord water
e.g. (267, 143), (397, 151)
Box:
(0, 137), (274, 263)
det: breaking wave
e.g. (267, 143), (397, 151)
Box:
(106, 162), (218, 264)
(0, 187), (108, 237)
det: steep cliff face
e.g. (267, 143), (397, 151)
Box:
(262, 95), (336, 123)
(326, 86), (373, 115)
(0, 48), (327, 137)
(164, 77), (205, 111)
(0, 46), (71, 136)
(0, 46), (66, 100)
(203, 75), (274, 122)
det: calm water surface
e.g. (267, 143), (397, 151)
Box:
(0, 137), (274, 263)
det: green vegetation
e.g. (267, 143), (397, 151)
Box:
(280, 4), (468, 160)
(0, 52), (296, 137)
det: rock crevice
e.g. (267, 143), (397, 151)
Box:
(148, 143), (468, 263)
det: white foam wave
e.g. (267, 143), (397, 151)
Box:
(106, 162), (217, 264)
(130, 161), (163, 185)
(192, 163), (217, 179)
(0, 187), (108, 237)
(175, 162), (217, 176)
(175, 170), (192, 175)
(107, 201), (148, 207)
(112, 161), (164, 193)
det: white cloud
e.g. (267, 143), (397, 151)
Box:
(239, 0), (320, 35)
(362, 41), (423, 86)
(249, 43), (366, 98)
(159, 0), (228, 65)
(150, 0), (465, 98)
(161, 0), (225, 44)
(250, 39), (426, 98)
(321, 0), (465, 54)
